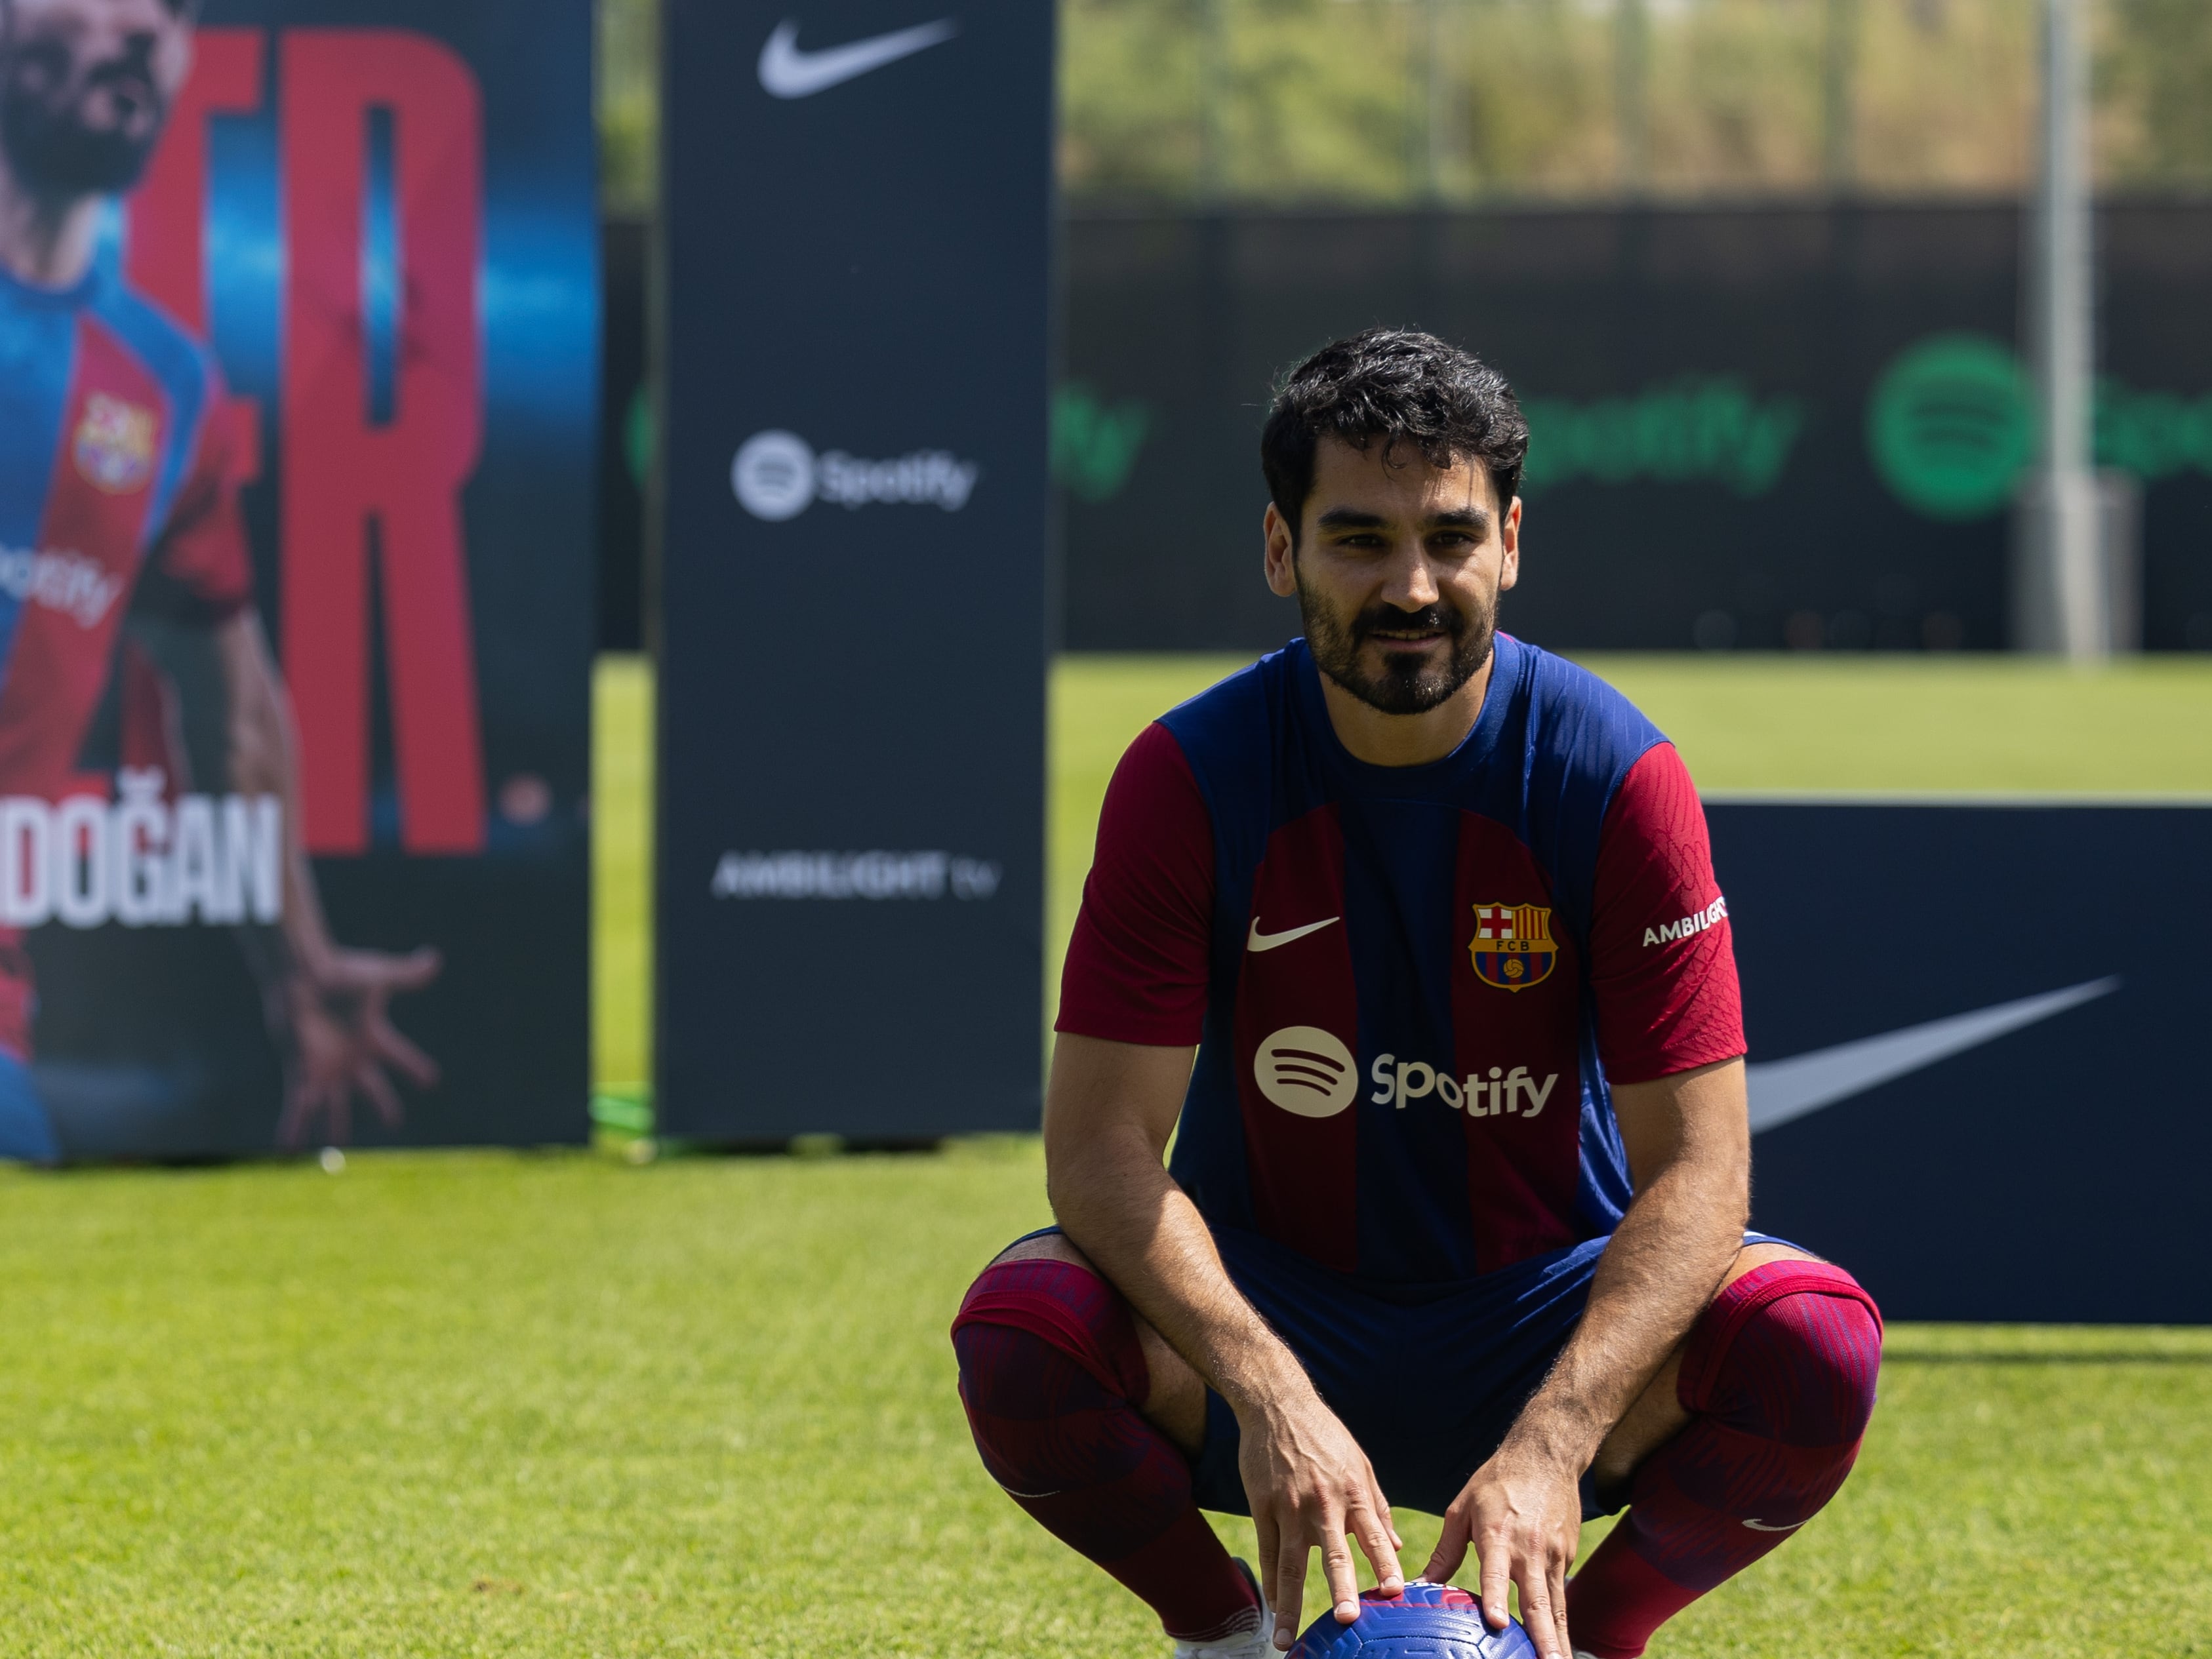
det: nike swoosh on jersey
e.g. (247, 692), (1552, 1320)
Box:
(1745, 976), (2119, 1135)
(1741, 1518), (1806, 1532)
(1247, 916), (1340, 953)
(757, 17), (960, 99)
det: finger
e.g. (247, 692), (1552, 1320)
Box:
(1319, 1526), (1360, 1626)
(367, 1012), (440, 1087)
(1477, 1534), (1512, 1631)
(1366, 1472), (1403, 1556)
(357, 1063), (405, 1129)
(1254, 1509), (1281, 1628)
(1274, 1532), (1309, 1651)
(1422, 1507), (1470, 1588)
(1348, 1502), (1401, 1596)
(332, 946), (443, 995)
(1550, 1559), (1573, 1659)
(1518, 1557), (1567, 1659)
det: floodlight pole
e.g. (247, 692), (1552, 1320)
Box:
(1615, 0), (1649, 193)
(1821, 0), (1858, 191)
(2024, 0), (2106, 660)
(1417, 0), (1452, 201)
(1199, 0), (1229, 202)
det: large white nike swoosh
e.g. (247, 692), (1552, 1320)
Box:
(1746, 976), (2119, 1134)
(1247, 916), (1340, 953)
(757, 18), (959, 99)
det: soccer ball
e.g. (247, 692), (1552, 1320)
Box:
(1288, 1582), (1537, 1659)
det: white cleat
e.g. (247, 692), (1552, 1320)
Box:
(1170, 1561), (1274, 1659)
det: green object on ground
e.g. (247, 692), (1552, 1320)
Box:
(0, 1146), (2203, 1653)
(593, 656), (653, 1104)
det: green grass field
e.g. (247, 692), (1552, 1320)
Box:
(2, 653), (2206, 1655)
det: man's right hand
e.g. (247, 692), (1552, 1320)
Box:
(1237, 1383), (1405, 1650)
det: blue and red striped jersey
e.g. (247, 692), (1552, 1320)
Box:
(0, 258), (255, 1054)
(1058, 635), (1744, 1285)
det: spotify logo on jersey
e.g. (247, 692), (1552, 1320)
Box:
(1253, 1026), (1357, 1118)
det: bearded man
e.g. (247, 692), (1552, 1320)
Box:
(0, 0), (441, 1157)
(951, 330), (1882, 1659)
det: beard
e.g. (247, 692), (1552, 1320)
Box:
(0, 39), (167, 198)
(1297, 569), (1496, 717)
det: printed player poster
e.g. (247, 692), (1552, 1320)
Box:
(0, 0), (594, 1157)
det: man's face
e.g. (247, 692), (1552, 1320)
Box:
(1264, 435), (1520, 716)
(0, 0), (194, 199)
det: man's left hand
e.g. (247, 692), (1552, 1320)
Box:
(1423, 1438), (1582, 1659)
(276, 946), (442, 1147)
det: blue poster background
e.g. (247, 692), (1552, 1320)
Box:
(18, 0), (595, 1155)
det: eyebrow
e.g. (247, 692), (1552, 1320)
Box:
(1314, 506), (1490, 533)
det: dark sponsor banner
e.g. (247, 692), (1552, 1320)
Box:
(0, 0), (595, 1158)
(657, 3), (1051, 1138)
(1711, 801), (2212, 1323)
(1059, 204), (2212, 653)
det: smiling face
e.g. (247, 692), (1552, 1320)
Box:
(1264, 434), (1520, 717)
(0, 0), (195, 199)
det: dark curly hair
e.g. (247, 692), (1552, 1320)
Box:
(1260, 328), (1529, 542)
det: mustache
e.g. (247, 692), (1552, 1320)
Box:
(1351, 603), (1467, 641)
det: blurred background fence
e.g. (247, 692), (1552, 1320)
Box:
(593, 0), (2212, 655)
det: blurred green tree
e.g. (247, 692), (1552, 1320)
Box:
(592, 0), (2212, 214)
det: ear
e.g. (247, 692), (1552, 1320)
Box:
(1497, 495), (1521, 594)
(1262, 503), (1298, 599)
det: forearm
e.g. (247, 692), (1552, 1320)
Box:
(1506, 1150), (1744, 1468)
(1049, 1129), (1314, 1413)
(1504, 1056), (1750, 1469)
(216, 611), (333, 976)
(1042, 1034), (1316, 1415)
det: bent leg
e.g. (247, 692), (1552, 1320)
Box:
(952, 1233), (1261, 1644)
(1569, 1251), (1882, 1659)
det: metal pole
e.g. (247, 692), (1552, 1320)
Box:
(1199, 0), (1229, 202)
(1822, 0), (1857, 191)
(2024, 0), (2106, 659)
(1615, 0), (1649, 193)
(1420, 0), (1452, 201)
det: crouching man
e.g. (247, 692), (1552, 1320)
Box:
(952, 330), (1880, 1659)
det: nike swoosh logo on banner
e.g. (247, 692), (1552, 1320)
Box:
(1746, 976), (2120, 1135)
(757, 17), (960, 99)
(1247, 917), (1340, 953)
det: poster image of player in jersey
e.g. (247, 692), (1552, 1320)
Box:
(953, 333), (1883, 1659)
(0, 0), (441, 1159)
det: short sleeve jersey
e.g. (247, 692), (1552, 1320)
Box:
(0, 258), (254, 801)
(1058, 635), (1744, 1286)
(0, 260), (255, 1060)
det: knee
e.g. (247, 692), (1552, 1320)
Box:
(1687, 1262), (1881, 1447)
(951, 1242), (1148, 1412)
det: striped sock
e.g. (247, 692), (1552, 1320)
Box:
(953, 1258), (1262, 1643)
(1569, 1262), (1883, 1659)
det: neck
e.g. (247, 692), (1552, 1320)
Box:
(0, 156), (102, 289)
(1317, 646), (1497, 768)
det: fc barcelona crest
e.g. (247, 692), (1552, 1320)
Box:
(1469, 902), (1557, 992)
(73, 393), (158, 495)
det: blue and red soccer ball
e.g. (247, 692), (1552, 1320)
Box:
(1289, 1582), (1536, 1659)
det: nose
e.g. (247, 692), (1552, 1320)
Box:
(1380, 542), (1441, 610)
